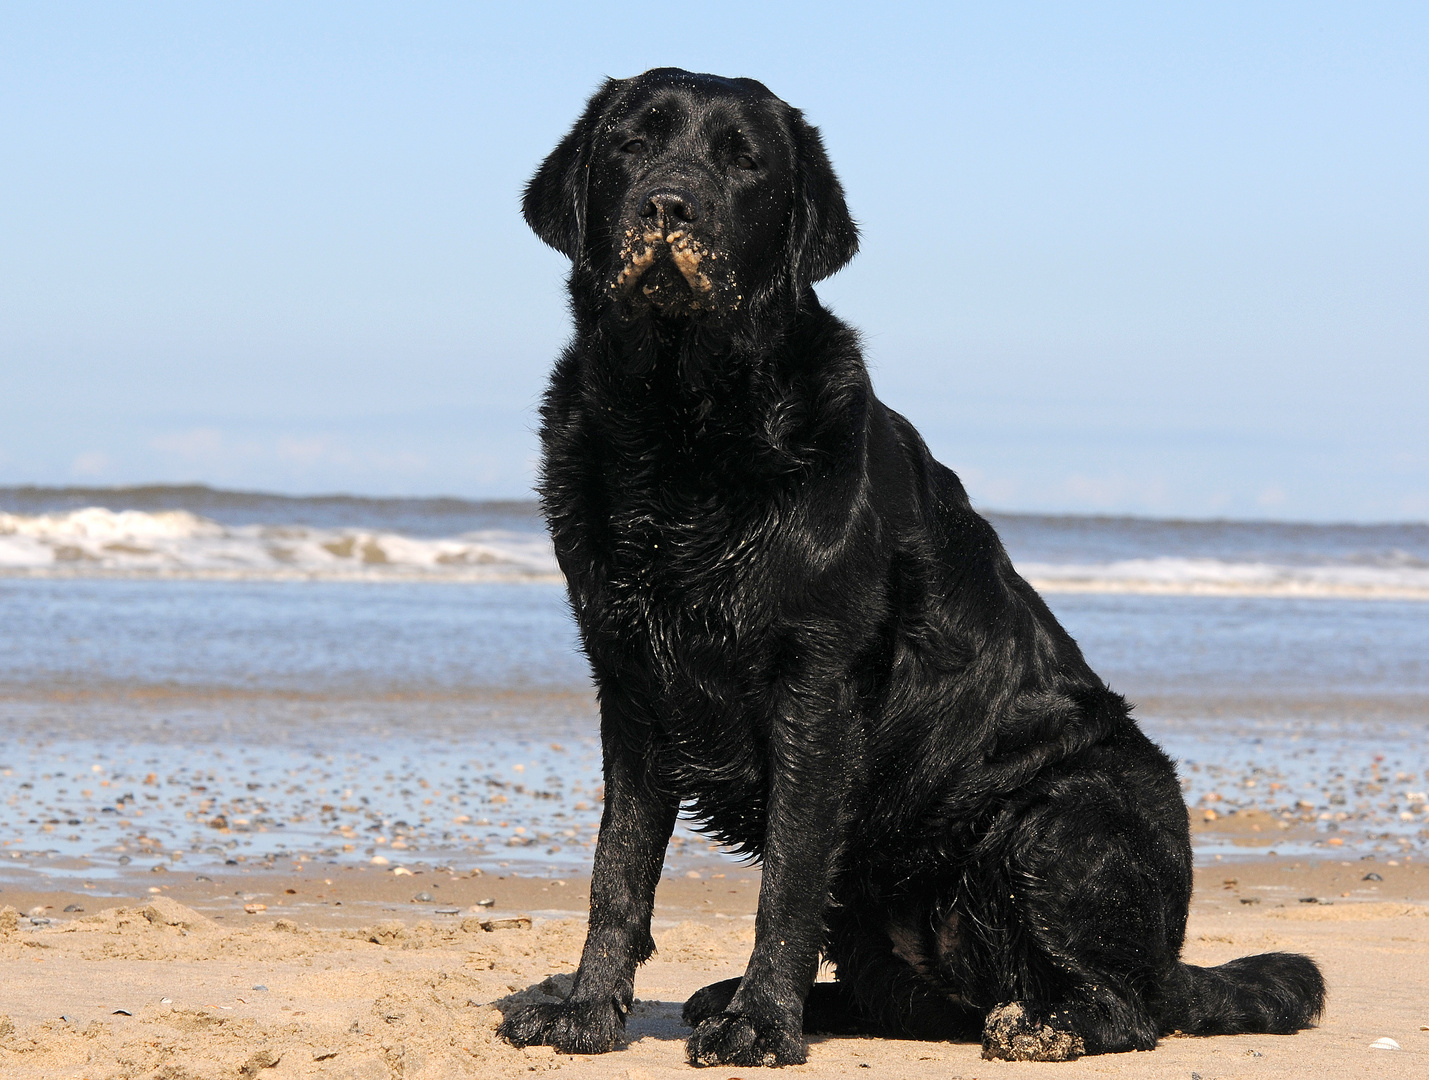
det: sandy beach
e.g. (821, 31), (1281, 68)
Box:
(1, 857), (1425, 1079)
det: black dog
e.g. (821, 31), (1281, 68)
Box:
(498, 68), (1324, 1066)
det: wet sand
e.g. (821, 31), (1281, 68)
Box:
(5, 705), (1425, 885)
(1, 858), (1426, 1078)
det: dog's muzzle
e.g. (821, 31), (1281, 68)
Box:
(610, 186), (722, 308)
(612, 226), (715, 299)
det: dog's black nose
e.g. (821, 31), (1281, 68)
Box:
(640, 188), (702, 224)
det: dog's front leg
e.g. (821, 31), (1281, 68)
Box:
(686, 697), (846, 1067)
(498, 704), (677, 1054)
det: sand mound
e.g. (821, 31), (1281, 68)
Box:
(142, 896), (219, 932)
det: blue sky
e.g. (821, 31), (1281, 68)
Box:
(2, 2), (1426, 520)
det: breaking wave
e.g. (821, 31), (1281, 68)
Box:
(0, 507), (561, 582)
(1021, 556), (1429, 600)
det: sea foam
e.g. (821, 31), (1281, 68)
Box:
(0, 508), (560, 582)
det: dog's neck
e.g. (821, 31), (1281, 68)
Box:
(554, 290), (865, 486)
(573, 318), (757, 448)
(572, 278), (827, 380)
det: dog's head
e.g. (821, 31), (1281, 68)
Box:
(524, 68), (858, 320)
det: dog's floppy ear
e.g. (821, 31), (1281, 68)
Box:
(788, 110), (859, 285)
(523, 79), (623, 260)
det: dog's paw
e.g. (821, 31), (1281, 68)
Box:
(497, 999), (624, 1055)
(682, 978), (742, 1027)
(981, 1001), (1086, 1062)
(686, 1009), (805, 1068)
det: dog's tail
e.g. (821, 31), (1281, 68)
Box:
(1156, 952), (1325, 1035)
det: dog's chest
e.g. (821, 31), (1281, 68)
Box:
(557, 416), (779, 642)
(584, 494), (773, 684)
(565, 457), (788, 711)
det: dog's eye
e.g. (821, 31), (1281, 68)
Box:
(733, 153), (758, 170)
(621, 139), (645, 154)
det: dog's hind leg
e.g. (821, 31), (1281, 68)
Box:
(684, 978), (869, 1035)
(682, 978), (741, 1027)
(971, 768), (1190, 1060)
(980, 993), (1149, 1061)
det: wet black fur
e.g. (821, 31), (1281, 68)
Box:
(497, 68), (1325, 1066)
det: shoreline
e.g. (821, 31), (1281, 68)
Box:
(2, 857), (1427, 1077)
(3, 852), (1428, 920)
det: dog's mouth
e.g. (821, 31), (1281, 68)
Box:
(611, 227), (717, 309)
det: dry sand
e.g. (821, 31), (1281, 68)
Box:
(1, 859), (1426, 1079)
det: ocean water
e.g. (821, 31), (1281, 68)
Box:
(1, 486), (1426, 884)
